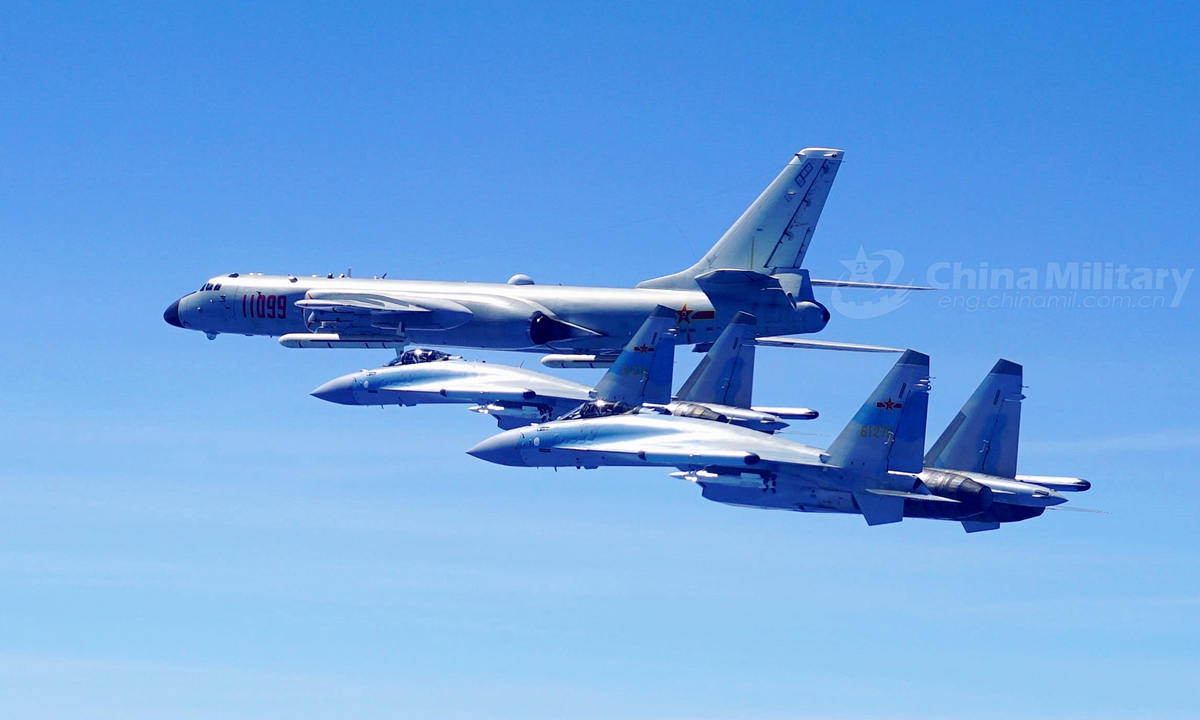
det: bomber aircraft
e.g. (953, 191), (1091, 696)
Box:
(466, 352), (1091, 532)
(163, 148), (922, 366)
(311, 307), (817, 432)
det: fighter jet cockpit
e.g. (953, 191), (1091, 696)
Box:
(384, 348), (458, 367)
(557, 399), (634, 421)
(662, 402), (728, 423)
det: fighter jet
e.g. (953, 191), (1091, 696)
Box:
(467, 353), (1091, 531)
(309, 307), (677, 429)
(310, 307), (820, 432)
(163, 148), (921, 365)
(911, 360), (1091, 532)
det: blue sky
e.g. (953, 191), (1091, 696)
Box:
(1, 2), (1198, 718)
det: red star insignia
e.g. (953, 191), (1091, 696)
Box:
(875, 398), (903, 410)
(633, 344), (653, 353)
(675, 304), (694, 325)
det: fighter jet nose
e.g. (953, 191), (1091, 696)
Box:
(310, 376), (358, 405)
(163, 299), (183, 328)
(467, 433), (526, 466)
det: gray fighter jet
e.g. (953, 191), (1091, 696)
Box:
(164, 148), (920, 364)
(310, 307), (818, 431)
(467, 353), (1090, 531)
(309, 308), (676, 429)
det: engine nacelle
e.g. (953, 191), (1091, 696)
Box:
(922, 471), (994, 512)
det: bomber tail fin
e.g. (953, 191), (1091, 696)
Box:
(826, 350), (931, 475)
(591, 306), (677, 406)
(637, 148), (843, 290)
(924, 359), (1024, 478)
(675, 312), (758, 407)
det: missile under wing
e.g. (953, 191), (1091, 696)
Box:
(666, 312), (817, 432)
(468, 351), (936, 526)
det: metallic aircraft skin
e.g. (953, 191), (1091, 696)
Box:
(310, 306), (679, 429)
(164, 148), (919, 356)
(165, 272), (763, 353)
(310, 349), (593, 429)
(659, 311), (816, 432)
(468, 353), (1091, 530)
(469, 351), (937, 526)
(909, 359), (1090, 532)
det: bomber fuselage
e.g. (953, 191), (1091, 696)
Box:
(164, 273), (830, 354)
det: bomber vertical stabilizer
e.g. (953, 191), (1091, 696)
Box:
(591, 306), (677, 406)
(637, 148), (843, 290)
(925, 359), (1024, 478)
(826, 350), (931, 476)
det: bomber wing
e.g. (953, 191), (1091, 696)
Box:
(754, 336), (903, 353)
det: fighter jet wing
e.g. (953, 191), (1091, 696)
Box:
(296, 291), (474, 331)
(754, 336), (904, 353)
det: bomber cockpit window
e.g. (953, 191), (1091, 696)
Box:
(558, 400), (633, 421)
(385, 348), (455, 367)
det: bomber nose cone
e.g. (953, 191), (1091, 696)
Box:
(163, 299), (183, 328)
(311, 376), (358, 405)
(467, 433), (527, 466)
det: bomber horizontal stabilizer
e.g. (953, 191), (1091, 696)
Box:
(754, 336), (903, 353)
(810, 279), (935, 290)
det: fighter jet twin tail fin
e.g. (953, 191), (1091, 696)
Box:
(924, 359), (1024, 478)
(674, 311), (757, 407)
(591, 305), (677, 406)
(589, 307), (760, 410)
